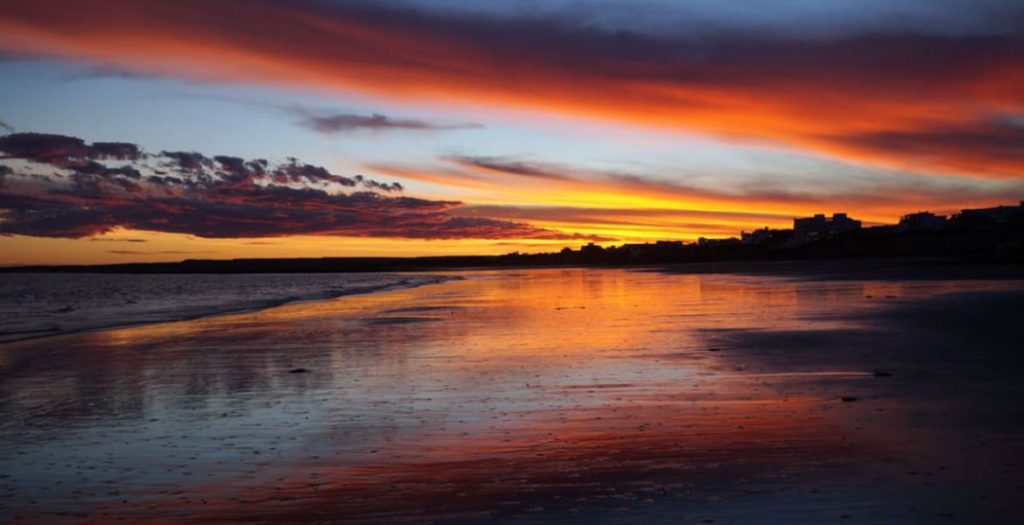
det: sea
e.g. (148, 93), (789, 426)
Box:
(0, 272), (447, 343)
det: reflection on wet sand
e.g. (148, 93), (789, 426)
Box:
(1, 269), (1022, 524)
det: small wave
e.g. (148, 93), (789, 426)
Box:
(382, 305), (461, 314)
(364, 316), (442, 325)
(0, 274), (452, 344)
(0, 326), (62, 337)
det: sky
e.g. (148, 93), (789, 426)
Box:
(0, 0), (1022, 265)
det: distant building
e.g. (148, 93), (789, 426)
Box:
(954, 201), (1024, 225)
(620, 243), (651, 259)
(742, 227), (794, 247)
(697, 237), (739, 247)
(792, 213), (861, 245)
(619, 240), (685, 260)
(898, 212), (947, 232)
(580, 242), (605, 256)
(741, 227), (771, 245)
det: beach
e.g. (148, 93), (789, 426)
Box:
(1, 267), (1022, 524)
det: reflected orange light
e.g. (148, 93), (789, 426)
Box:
(3, 269), (1012, 523)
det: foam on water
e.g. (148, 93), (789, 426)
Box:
(0, 272), (447, 343)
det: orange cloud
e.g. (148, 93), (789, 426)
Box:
(1, 1), (1022, 178)
(369, 155), (1023, 241)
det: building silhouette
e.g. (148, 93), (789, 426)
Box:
(954, 201), (1024, 226)
(792, 213), (861, 245)
(898, 212), (947, 232)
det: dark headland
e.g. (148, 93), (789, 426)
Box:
(5, 201), (1024, 274)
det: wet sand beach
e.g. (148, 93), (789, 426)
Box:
(1, 268), (1023, 524)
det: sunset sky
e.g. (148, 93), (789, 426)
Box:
(1, 0), (1023, 264)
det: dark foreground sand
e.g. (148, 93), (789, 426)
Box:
(0, 267), (1022, 524)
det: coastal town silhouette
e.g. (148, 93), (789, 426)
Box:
(7, 200), (1022, 273)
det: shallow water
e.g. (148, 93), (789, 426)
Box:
(0, 272), (445, 343)
(0, 268), (1021, 524)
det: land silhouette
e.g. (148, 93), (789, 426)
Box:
(5, 201), (1023, 273)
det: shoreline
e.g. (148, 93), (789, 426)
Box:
(3, 254), (1023, 275)
(3, 256), (1023, 281)
(4, 258), (1022, 345)
(0, 274), (453, 346)
(653, 257), (1024, 280)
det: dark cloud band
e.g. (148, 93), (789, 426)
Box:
(0, 132), (610, 241)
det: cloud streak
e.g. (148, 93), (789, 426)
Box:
(291, 108), (482, 134)
(0, 1), (1022, 177)
(0, 132), (609, 241)
(372, 153), (1024, 238)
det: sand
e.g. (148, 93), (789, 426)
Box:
(0, 267), (1022, 524)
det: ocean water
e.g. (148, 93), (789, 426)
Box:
(0, 272), (447, 343)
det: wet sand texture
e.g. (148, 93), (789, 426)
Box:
(1, 268), (1022, 524)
